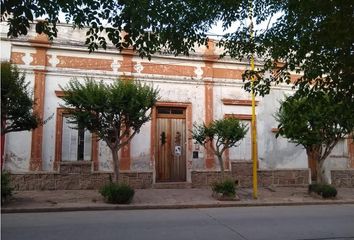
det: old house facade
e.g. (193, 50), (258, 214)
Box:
(1, 23), (353, 189)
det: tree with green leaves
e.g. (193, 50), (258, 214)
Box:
(1, 61), (39, 135)
(239, 0), (354, 104)
(1, 0), (237, 58)
(60, 78), (159, 182)
(192, 118), (248, 179)
(275, 91), (354, 184)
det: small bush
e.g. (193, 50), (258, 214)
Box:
(212, 179), (236, 197)
(308, 183), (337, 199)
(308, 183), (321, 193)
(1, 171), (13, 205)
(99, 182), (135, 204)
(320, 184), (337, 198)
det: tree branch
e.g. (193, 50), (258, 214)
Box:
(118, 130), (138, 149)
(320, 138), (340, 162)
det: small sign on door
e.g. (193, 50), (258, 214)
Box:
(175, 146), (181, 156)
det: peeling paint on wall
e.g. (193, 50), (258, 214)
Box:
(4, 151), (28, 172)
(131, 154), (151, 171)
(192, 154), (205, 170)
(98, 141), (113, 172)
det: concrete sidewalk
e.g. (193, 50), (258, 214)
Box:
(2, 187), (354, 213)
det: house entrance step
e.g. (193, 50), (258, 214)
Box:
(153, 182), (192, 189)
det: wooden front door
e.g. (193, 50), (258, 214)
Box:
(156, 107), (186, 182)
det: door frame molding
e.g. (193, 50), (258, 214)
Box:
(151, 101), (193, 183)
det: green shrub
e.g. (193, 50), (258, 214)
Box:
(308, 183), (337, 199)
(99, 182), (135, 204)
(1, 171), (13, 205)
(320, 184), (337, 198)
(212, 179), (236, 197)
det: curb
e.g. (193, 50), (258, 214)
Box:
(3, 200), (354, 214)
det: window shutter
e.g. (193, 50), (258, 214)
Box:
(61, 116), (78, 161)
(229, 121), (252, 161)
(83, 130), (92, 161)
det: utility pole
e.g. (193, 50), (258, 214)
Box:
(249, 0), (258, 199)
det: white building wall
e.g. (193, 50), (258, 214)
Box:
(130, 122), (152, 171)
(99, 141), (113, 172)
(3, 70), (35, 172)
(0, 40), (11, 61)
(4, 131), (32, 172)
(257, 88), (308, 169)
(42, 74), (63, 171)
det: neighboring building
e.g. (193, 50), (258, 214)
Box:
(1, 23), (353, 189)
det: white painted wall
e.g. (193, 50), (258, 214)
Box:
(130, 120), (152, 171)
(42, 73), (63, 171)
(98, 141), (113, 172)
(0, 40), (11, 61)
(256, 88), (308, 169)
(4, 131), (32, 172)
(3, 66), (35, 172)
(325, 139), (349, 183)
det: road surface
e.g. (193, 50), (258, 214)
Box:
(2, 205), (354, 240)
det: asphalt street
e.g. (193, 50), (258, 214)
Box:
(2, 205), (354, 240)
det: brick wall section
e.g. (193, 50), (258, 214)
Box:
(59, 161), (92, 174)
(231, 161), (253, 187)
(10, 172), (153, 190)
(191, 171), (232, 188)
(258, 169), (309, 186)
(192, 161), (310, 188)
(10, 161), (311, 190)
(232, 161), (309, 187)
(331, 169), (354, 187)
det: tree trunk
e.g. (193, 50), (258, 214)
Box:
(1, 118), (5, 170)
(306, 147), (320, 182)
(217, 154), (225, 180)
(306, 146), (328, 184)
(111, 147), (120, 183)
(316, 159), (327, 184)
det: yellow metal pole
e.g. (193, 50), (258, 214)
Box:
(249, 0), (258, 199)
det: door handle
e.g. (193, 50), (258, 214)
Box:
(160, 131), (166, 145)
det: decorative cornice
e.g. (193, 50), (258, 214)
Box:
(224, 114), (253, 120)
(222, 98), (259, 106)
